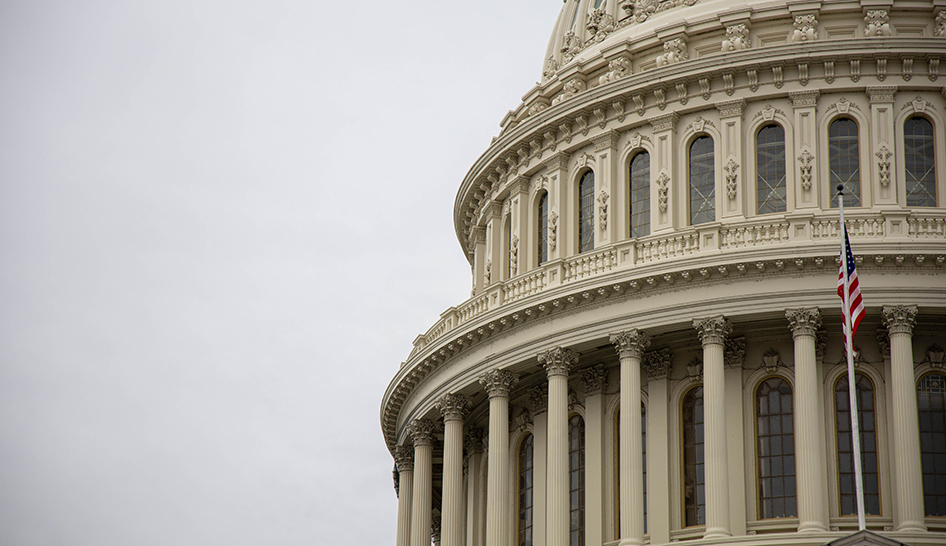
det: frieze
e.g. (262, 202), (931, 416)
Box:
(867, 86), (896, 103)
(716, 98), (747, 118)
(789, 90), (819, 108)
(632, 0), (700, 24)
(592, 130), (621, 152)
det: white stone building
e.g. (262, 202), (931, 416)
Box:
(380, 2), (946, 546)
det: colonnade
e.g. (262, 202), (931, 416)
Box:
(393, 305), (927, 546)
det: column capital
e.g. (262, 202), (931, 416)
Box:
(529, 385), (548, 414)
(610, 329), (651, 359)
(479, 369), (519, 398)
(883, 305), (918, 336)
(539, 346), (577, 378)
(409, 419), (438, 448)
(464, 427), (485, 454)
(436, 393), (471, 422)
(395, 445), (415, 472)
(580, 365), (608, 395)
(644, 348), (673, 379)
(693, 316), (732, 346)
(786, 308), (822, 337)
(431, 514), (441, 543)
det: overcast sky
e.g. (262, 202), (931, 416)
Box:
(0, 1), (556, 544)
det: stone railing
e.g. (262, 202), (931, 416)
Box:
(720, 221), (790, 249)
(564, 248), (617, 282)
(812, 216), (886, 239)
(909, 216), (946, 237)
(456, 293), (489, 326)
(503, 269), (548, 304)
(635, 232), (700, 264)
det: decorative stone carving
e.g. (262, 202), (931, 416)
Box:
(516, 408), (532, 431)
(529, 385), (547, 414)
(561, 31), (583, 64)
(633, 0), (700, 23)
(864, 10), (891, 37)
(581, 365), (608, 395)
(936, 12), (946, 37)
(657, 172), (670, 212)
(686, 357), (703, 379)
(798, 149), (814, 191)
(922, 344), (945, 368)
(548, 210), (558, 251)
(762, 348), (783, 372)
(633, 94), (646, 116)
(816, 330), (828, 360)
(395, 444), (415, 472)
(553, 77), (586, 106)
(509, 235), (519, 276)
(676, 82), (689, 104)
(484, 260), (491, 285)
(929, 58), (939, 82)
(876, 327), (890, 357)
(585, 8), (616, 45)
(790, 14), (818, 43)
(699, 77), (711, 99)
(528, 101), (548, 118)
(799, 63), (809, 86)
(539, 347), (577, 378)
(644, 348), (673, 379)
(773, 65), (784, 88)
(903, 58), (913, 81)
(464, 427), (485, 454)
(693, 316), (732, 346)
(722, 23), (750, 51)
(575, 152), (594, 169)
(724, 158), (739, 200)
(656, 38), (688, 66)
(655, 87), (666, 110)
(431, 515), (441, 544)
(409, 419), (438, 447)
(825, 60), (835, 84)
(851, 59), (861, 82)
(437, 393), (471, 422)
(836, 347), (868, 368)
(787, 308), (822, 337)
(479, 369), (519, 398)
(883, 305), (918, 335)
(725, 337), (747, 369)
(599, 56), (631, 86)
(611, 329), (651, 359)
(748, 69), (759, 92)
(876, 145), (892, 187)
(543, 55), (558, 79)
(598, 189), (609, 231)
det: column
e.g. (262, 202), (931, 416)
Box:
(396, 445), (415, 546)
(410, 419), (437, 546)
(438, 394), (471, 546)
(883, 305), (926, 531)
(786, 308), (829, 531)
(480, 370), (519, 546)
(465, 428), (486, 546)
(581, 365), (609, 546)
(724, 337), (747, 536)
(539, 347), (577, 546)
(611, 330), (650, 545)
(693, 316), (732, 539)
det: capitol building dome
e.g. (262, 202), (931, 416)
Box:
(381, 2), (946, 546)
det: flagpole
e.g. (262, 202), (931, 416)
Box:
(838, 184), (867, 531)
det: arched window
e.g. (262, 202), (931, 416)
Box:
(578, 171), (595, 253)
(835, 373), (880, 515)
(569, 415), (586, 546)
(682, 386), (705, 526)
(756, 377), (796, 519)
(829, 118), (861, 207)
(918, 372), (946, 516)
(614, 404), (647, 536)
(519, 433), (535, 546)
(537, 192), (549, 265)
(756, 124), (787, 214)
(689, 136), (715, 225)
(629, 152), (650, 237)
(904, 117), (937, 207)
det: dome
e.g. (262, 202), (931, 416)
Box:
(385, 2), (946, 546)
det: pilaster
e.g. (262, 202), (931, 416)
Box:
(790, 91), (820, 209)
(648, 113), (679, 232)
(716, 99), (747, 220)
(582, 365), (608, 546)
(867, 86), (897, 205)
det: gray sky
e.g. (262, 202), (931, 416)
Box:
(0, 1), (554, 544)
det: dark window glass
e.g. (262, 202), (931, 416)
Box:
(756, 124), (787, 214)
(630, 152), (651, 237)
(683, 386), (705, 526)
(830, 118), (861, 207)
(835, 373), (881, 515)
(918, 373), (946, 516)
(569, 415), (586, 546)
(904, 117), (937, 207)
(537, 192), (549, 265)
(689, 136), (715, 225)
(578, 171), (595, 253)
(757, 377), (797, 519)
(519, 433), (534, 546)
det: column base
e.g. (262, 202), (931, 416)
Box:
(896, 521), (927, 533)
(797, 521), (828, 533)
(703, 527), (732, 539)
(618, 538), (644, 546)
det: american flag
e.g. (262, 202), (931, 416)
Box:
(837, 226), (865, 340)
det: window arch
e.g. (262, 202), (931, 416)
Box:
(829, 118), (861, 207)
(756, 377), (796, 519)
(689, 136), (715, 225)
(537, 192), (549, 266)
(578, 171), (595, 253)
(835, 373), (880, 515)
(518, 433), (535, 546)
(682, 385), (705, 526)
(569, 414), (586, 545)
(904, 116), (937, 207)
(756, 124), (787, 214)
(629, 151), (650, 237)
(918, 372), (946, 516)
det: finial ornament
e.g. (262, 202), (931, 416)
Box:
(395, 445), (414, 472)
(883, 305), (918, 335)
(539, 346), (577, 377)
(693, 316), (732, 346)
(786, 308), (822, 337)
(479, 369), (518, 398)
(436, 393), (471, 422)
(611, 329), (651, 359)
(409, 419), (437, 448)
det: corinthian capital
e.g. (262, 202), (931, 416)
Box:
(539, 347), (577, 378)
(610, 329), (651, 360)
(693, 316), (732, 346)
(786, 308), (822, 337)
(408, 419), (437, 448)
(643, 348), (673, 379)
(464, 427), (485, 454)
(479, 369), (519, 398)
(883, 305), (918, 336)
(395, 445), (414, 472)
(436, 393), (471, 422)
(580, 365), (608, 395)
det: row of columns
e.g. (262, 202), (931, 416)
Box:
(394, 304), (926, 546)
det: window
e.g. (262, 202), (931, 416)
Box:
(904, 117), (937, 207)
(756, 124), (787, 214)
(519, 433), (535, 546)
(537, 192), (549, 265)
(630, 152), (650, 237)
(829, 118), (861, 207)
(689, 136), (715, 225)
(578, 171), (595, 253)
(569, 415), (586, 546)
(682, 386), (705, 526)
(835, 374), (880, 515)
(918, 372), (946, 516)
(756, 377), (796, 519)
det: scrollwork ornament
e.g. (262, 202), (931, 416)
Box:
(539, 347), (577, 378)
(724, 158), (739, 200)
(395, 445), (414, 472)
(610, 329), (651, 360)
(436, 393), (471, 422)
(876, 146), (892, 187)
(936, 12), (946, 37)
(643, 348), (673, 379)
(408, 418), (437, 448)
(798, 149), (814, 191)
(816, 330), (828, 360)
(479, 369), (519, 398)
(693, 316), (732, 346)
(864, 10), (891, 37)
(548, 210), (559, 251)
(883, 305), (917, 336)
(580, 365), (608, 395)
(790, 14), (818, 43)
(598, 189), (609, 231)
(722, 23), (750, 51)
(657, 172), (670, 212)
(786, 308), (822, 337)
